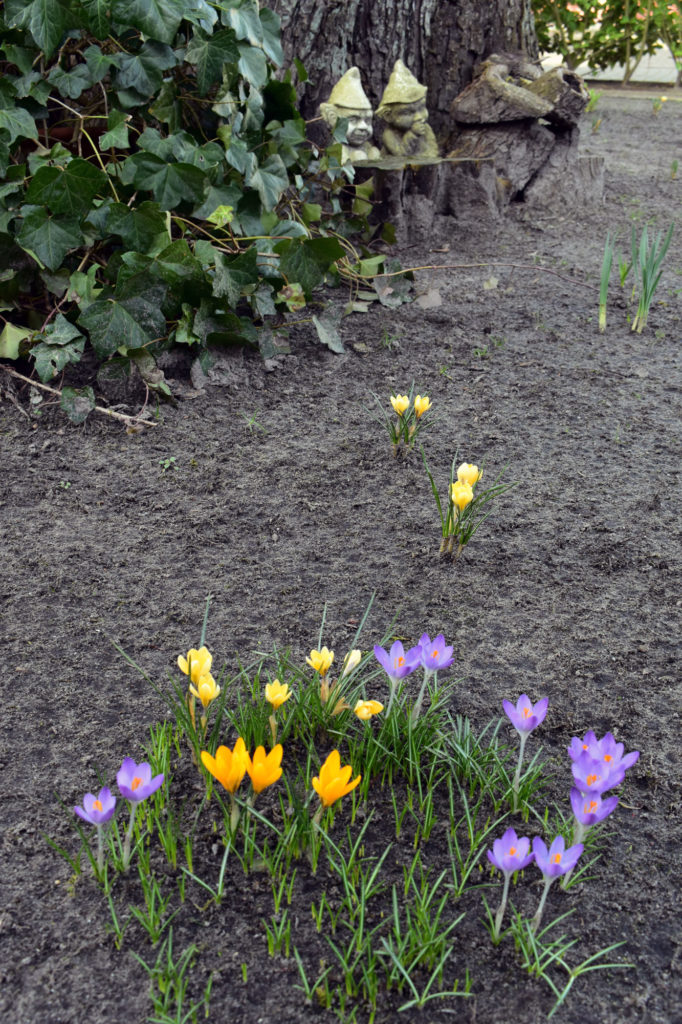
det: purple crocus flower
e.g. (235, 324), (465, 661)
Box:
(570, 787), (619, 827)
(503, 694), (549, 735)
(532, 835), (584, 880)
(567, 730), (599, 761)
(571, 750), (625, 795)
(568, 730), (640, 776)
(487, 827), (534, 941)
(417, 632), (455, 672)
(487, 827), (534, 875)
(74, 786), (116, 826)
(117, 758), (164, 802)
(373, 640), (421, 684)
(530, 834), (584, 931)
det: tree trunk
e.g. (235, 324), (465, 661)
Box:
(273, 0), (538, 140)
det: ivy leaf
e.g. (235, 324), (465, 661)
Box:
(84, 45), (116, 81)
(246, 153), (288, 211)
(0, 106), (37, 144)
(26, 159), (107, 215)
(213, 247), (259, 307)
(17, 208), (82, 270)
(48, 65), (93, 100)
(112, 0), (186, 44)
(259, 8), (284, 66)
(223, 4), (262, 45)
(60, 385), (95, 425)
(0, 322), (32, 359)
(107, 201), (167, 251)
(120, 153), (207, 210)
(33, 315), (86, 381)
(113, 42), (177, 102)
(28, 0), (71, 58)
(313, 313), (344, 353)
(276, 237), (344, 298)
(238, 43), (268, 89)
(81, 0), (112, 38)
(79, 295), (164, 358)
(185, 30), (239, 96)
(99, 110), (131, 150)
(152, 240), (208, 301)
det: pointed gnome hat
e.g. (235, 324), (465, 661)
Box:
(377, 60), (427, 116)
(326, 67), (372, 112)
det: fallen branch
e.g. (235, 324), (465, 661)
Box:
(0, 365), (157, 429)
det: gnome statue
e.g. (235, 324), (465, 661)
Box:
(376, 60), (439, 160)
(319, 67), (381, 163)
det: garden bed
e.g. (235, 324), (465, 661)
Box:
(1, 91), (680, 1024)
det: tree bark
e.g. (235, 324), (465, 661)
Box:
(272, 0), (538, 139)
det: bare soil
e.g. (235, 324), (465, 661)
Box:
(1, 90), (681, 1024)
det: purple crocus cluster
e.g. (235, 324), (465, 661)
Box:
(567, 729), (639, 849)
(490, 698), (640, 937)
(74, 757), (164, 871)
(373, 632), (454, 718)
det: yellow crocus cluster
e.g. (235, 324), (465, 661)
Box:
(178, 646), (221, 709)
(201, 737), (283, 797)
(450, 462), (482, 513)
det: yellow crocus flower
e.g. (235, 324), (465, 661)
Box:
(354, 699), (384, 720)
(312, 750), (361, 808)
(451, 480), (474, 512)
(189, 673), (221, 709)
(265, 679), (292, 709)
(306, 646), (334, 677)
(246, 744), (283, 794)
(457, 462), (482, 487)
(390, 394), (410, 416)
(414, 394), (432, 418)
(200, 737), (249, 794)
(178, 646), (213, 685)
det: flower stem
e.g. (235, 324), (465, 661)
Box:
(96, 825), (104, 873)
(561, 821), (586, 889)
(411, 668), (433, 723)
(122, 802), (138, 871)
(269, 713), (277, 746)
(493, 872), (511, 941)
(531, 877), (554, 933)
(512, 732), (528, 811)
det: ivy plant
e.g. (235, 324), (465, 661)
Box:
(0, 0), (389, 419)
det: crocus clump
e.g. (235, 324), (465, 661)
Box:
(563, 729), (639, 885)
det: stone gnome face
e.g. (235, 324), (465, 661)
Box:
(319, 67), (375, 149)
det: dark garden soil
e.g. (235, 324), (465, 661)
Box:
(1, 89), (681, 1024)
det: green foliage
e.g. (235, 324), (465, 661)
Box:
(532, 1), (682, 83)
(0, 0), (393, 420)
